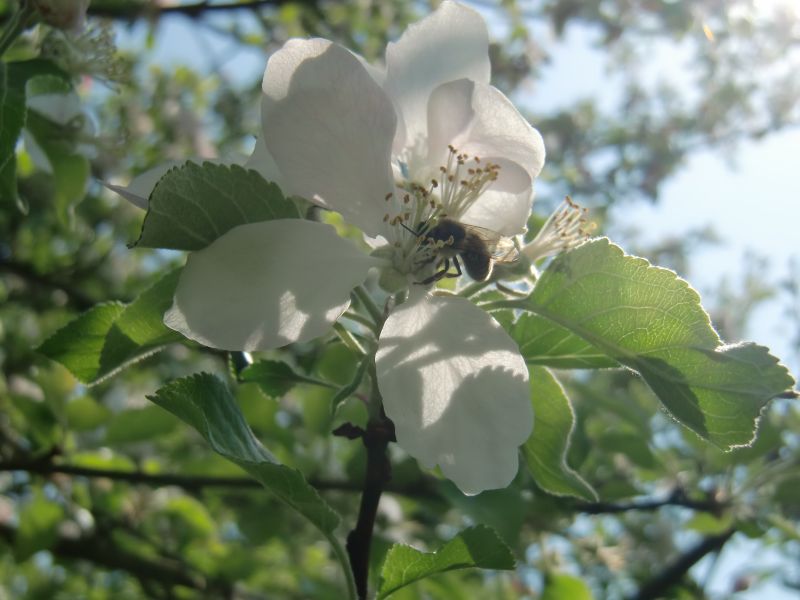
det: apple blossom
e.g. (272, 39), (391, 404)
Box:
(114, 1), (558, 494)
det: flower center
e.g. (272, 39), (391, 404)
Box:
(382, 145), (501, 276)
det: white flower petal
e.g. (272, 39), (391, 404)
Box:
(165, 219), (377, 351)
(385, 1), (490, 148)
(244, 136), (284, 187)
(459, 167), (532, 236)
(260, 39), (397, 237)
(425, 79), (545, 235)
(456, 81), (545, 180)
(376, 291), (532, 495)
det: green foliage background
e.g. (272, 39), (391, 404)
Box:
(1, 1), (799, 599)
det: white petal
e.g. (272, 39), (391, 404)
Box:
(457, 82), (545, 180)
(459, 168), (533, 236)
(376, 291), (532, 495)
(385, 1), (490, 148)
(260, 39), (397, 237)
(244, 136), (284, 187)
(165, 219), (377, 351)
(426, 79), (545, 234)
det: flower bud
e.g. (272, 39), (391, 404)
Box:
(32, 0), (90, 32)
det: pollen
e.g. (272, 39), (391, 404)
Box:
(436, 145), (501, 219)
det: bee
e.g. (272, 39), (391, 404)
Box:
(413, 218), (520, 285)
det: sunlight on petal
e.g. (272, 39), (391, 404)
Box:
(165, 219), (378, 351)
(385, 1), (490, 146)
(376, 291), (532, 494)
(260, 39), (397, 237)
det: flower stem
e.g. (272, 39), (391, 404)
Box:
(458, 279), (491, 298)
(0, 1), (37, 57)
(329, 535), (359, 600)
(477, 298), (526, 312)
(333, 322), (367, 356)
(353, 285), (385, 326)
(342, 310), (380, 333)
(345, 413), (394, 600)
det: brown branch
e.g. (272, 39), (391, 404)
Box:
(574, 489), (725, 515)
(0, 522), (228, 595)
(0, 458), (262, 490)
(3, 459), (726, 515)
(0, 456), (441, 500)
(87, 0), (317, 20)
(345, 416), (395, 600)
(630, 528), (735, 600)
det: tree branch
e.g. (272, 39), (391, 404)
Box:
(574, 489), (725, 515)
(0, 458), (262, 490)
(0, 522), (228, 595)
(86, 0), (317, 20)
(345, 417), (394, 600)
(2, 459), (724, 515)
(630, 528), (735, 600)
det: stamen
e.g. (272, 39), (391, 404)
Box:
(522, 196), (593, 262)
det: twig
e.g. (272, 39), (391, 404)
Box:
(630, 528), (735, 600)
(574, 489), (725, 515)
(86, 0), (316, 20)
(3, 459), (727, 514)
(345, 417), (395, 600)
(0, 522), (227, 595)
(0, 458), (262, 489)
(0, 457), (439, 499)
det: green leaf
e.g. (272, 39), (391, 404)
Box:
(65, 395), (112, 431)
(330, 358), (369, 413)
(134, 162), (301, 250)
(240, 360), (335, 398)
(523, 367), (597, 501)
(440, 484), (528, 548)
(685, 512), (734, 535)
(0, 63), (26, 209)
(510, 313), (618, 369)
(596, 431), (658, 470)
(39, 269), (183, 384)
(377, 525), (514, 599)
(104, 405), (179, 445)
(15, 491), (65, 561)
(521, 239), (795, 449)
(147, 373), (339, 535)
(24, 104), (90, 221)
(541, 572), (594, 600)
(48, 143), (90, 223)
(0, 60), (72, 211)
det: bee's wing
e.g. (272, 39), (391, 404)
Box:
(462, 224), (520, 263)
(489, 237), (520, 263)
